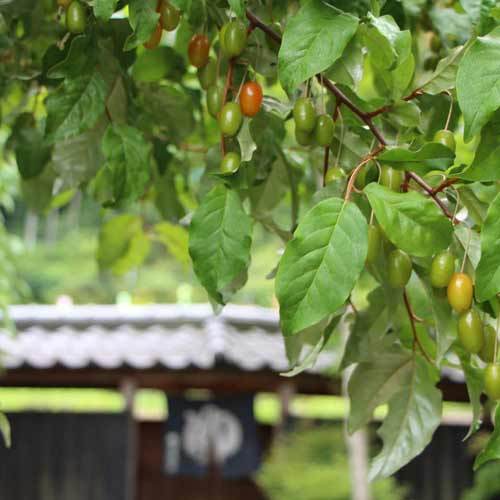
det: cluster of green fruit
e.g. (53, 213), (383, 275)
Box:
(57, 0), (86, 34)
(355, 125), (499, 400)
(187, 20), (264, 174)
(293, 97), (335, 148)
(144, 1), (181, 49)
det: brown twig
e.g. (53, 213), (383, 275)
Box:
(246, 9), (388, 147)
(344, 145), (385, 201)
(322, 146), (330, 187)
(403, 290), (432, 363)
(431, 177), (458, 194)
(367, 89), (424, 118)
(407, 171), (456, 223)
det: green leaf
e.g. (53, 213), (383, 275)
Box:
(93, 0), (119, 20)
(189, 185), (253, 305)
(51, 119), (107, 187)
(348, 345), (413, 433)
(96, 124), (152, 205)
(138, 84), (195, 144)
(276, 198), (368, 336)
(97, 215), (150, 275)
(278, 1), (359, 93)
(228, 0), (246, 17)
(476, 193), (500, 302)
(14, 127), (51, 179)
(457, 26), (500, 141)
(364, 184), (453, 258)
(45, 69), (109, 143)
(460, 0), (497, 33)
(362, 13), (412, 71)
(461, 112), (500, 181)
(475, 405), (500, 470)
(420, 46), (465, 95)
(428, 287), (457, 364)
(47, 35), (96, 80)
(250, 156), (289, 216)
(124, 0), (160, 51)
(377, 143), (455, 175)
(0, 413), (10, 448)
(155, 222), (190, 267)
(369, 356), (442, 480)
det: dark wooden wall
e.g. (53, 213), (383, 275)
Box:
(396, 425), (474, 500)
(137, 420), (272, 500)
(0, 412), (130, 500)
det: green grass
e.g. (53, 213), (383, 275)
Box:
(0, 388), (473, 424)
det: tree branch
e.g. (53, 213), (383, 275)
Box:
(407, 171), (456, 223)
(403, 290), (432, 364)
(367, 88), (424, 118)
(431, 177), (458, 194)
(246, 9), (387, 146)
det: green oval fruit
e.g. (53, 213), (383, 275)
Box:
(366, 225), (381, 264)
(220, 20), (247, 58)
(458, 309), (484, 354)
(388, 249), (412, 288)
(315, 114), (335, 147)
(220, 152), (241, 173)
(207, 84), (223, 118)
(324, 166), (345, 185)
(295, 128), (314, 147)
(480, 325), (497, 363)
(219, 102), (243, 136)
(160, 1), (180, 31)
(293, 97), (316, 133)
(447, 272), (473, 313)
(380, 165), (405, 192)
(484, 364), (500, 400)
(434, 129), (456, 152)
(66, 0), (86, 34)
(430, 251), (455, 288)
(197, 58), (217, 90)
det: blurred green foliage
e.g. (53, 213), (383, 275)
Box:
(258, 423), (408, 500)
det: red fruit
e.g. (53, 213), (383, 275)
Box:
(144, 23), (163, 50)
(188, 34), (210, 68)
(239, 81), (263, 117)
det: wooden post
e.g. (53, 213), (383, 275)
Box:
(275, 382), (295, 437)
(120, 378), (138, 500)
(343, 367), (372, 500)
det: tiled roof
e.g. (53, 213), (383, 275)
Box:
(0, 304), (337, 374)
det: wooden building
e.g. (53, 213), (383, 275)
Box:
(0, 305), (476, 500)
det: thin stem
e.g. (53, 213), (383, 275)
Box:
(444, 90), (454, 131)
(460, 227), (472, 273)
(322, 146), (330, 187)
(344, 146), (384, 201)
(407, 171), (456, 223)
(403, 290), (432, 364)
(494, 314), (500, 365)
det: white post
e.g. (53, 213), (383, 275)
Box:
(343, 367), (372, 500)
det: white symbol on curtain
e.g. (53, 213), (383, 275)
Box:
(182, 405), (243, 466)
